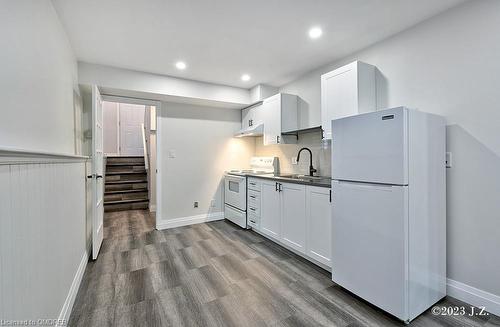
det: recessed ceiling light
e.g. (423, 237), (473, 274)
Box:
(241, 74), (251, 81)
(308, 26), (322, 39)
(175, 61), (187, 70)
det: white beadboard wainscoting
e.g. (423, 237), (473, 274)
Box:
(0, 147), (89, 323)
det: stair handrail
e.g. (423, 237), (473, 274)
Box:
(141, 123), (149, 171)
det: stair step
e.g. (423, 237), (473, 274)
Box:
(105, 179), (147, 185)
(106, 170), (147, 175)
(106, 174), (147, 182)
(104, 200), (149, 212)
(106, 162), (145, 166)
(104, 195), (148, 203)
(105, 189), (148, 195)
(106, 165), (145, 172)
(105, 182), (148, 192)
(106, 157), (144, 165)
(104, 191), (148, 202)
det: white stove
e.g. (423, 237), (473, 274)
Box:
(224, 157), (279, 228)
(226, 169), (273, 176)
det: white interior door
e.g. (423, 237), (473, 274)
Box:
(91, 85), (104, 260)
(119, 103), (145, 156)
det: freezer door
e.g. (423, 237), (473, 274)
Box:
(332, 107), (408, 185)
(332, 180), (408, 320)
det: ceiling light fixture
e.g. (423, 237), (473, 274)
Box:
(175, 61), (187, 70)
(308, 26), (323, 39)
(241, 74), (251, 81)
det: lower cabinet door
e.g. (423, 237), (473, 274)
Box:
(281, 182), (306, 253)
(260, 180), (281, 239)
(306, 186), (332, 267)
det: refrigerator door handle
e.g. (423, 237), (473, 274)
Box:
(334, 180), (401, 189)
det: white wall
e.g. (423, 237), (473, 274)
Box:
(79, 62), (251, 109)
(0, 0), (79, 154)
(279, 0), (500, 299)
(158, 103), (255, 224)
(0, 158), (87, 322)
(255, 132), (331, 177)
(0, 0), (89, 321)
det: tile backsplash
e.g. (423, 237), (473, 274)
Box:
(255, 130), (331, 177)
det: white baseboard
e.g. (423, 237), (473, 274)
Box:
(149, 204), (156, 212)
(57, 250), (89, 326)
(156, 211), (224, 230)
(447, 278), (500, 317)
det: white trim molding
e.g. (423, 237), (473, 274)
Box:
(57, 250), (89, 326)
(447, 278), (500, 317)
(149, 204), (157, 212)
(156, 212), (224, 230)
(0, 146), (89, 165)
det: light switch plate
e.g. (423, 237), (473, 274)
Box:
(168, 149), (176, 158)
(445, 152), (452, 168)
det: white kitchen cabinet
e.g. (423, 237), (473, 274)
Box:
(260, 180), (281, 239)
(249, 177), (332, 270)
(321, 61), (376, 140)
(262, 93), (298, 145)
(305, 186), (332, 267)
(281, 183), (306, 254)
(241, 103), (263, 130)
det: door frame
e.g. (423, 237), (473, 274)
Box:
(101, 95), (162, 230)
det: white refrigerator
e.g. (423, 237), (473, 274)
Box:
(331, 107), (446, 323)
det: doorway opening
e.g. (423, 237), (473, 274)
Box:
(101, 99), (158, 215)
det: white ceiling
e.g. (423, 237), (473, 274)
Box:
(52, 0), (465, 89)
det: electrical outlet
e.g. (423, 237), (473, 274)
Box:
(291, 156), (298, 165)
(210, 199), (216, 207)
(193, 201), (199, 208)
(445, 152), (452, 168)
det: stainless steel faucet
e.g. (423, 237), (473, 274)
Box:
(297, 147), (317, 176)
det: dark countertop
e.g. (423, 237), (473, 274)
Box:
(248, 173), (331, 188)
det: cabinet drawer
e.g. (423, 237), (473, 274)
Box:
(248, 204), (260, 217)
(247, 178), (262, 192)
(248, 213), (260, 229)
(248, 189), (260, 204)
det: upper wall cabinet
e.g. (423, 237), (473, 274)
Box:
(321, 61), (377, 140)
(262, 93), (298, 145)
(241, 103), (264, 130)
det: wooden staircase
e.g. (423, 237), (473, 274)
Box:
(104, 156), (149, 212)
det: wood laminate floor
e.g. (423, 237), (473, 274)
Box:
(69, 210), (499, 327)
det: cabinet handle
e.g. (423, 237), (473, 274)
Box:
(275, 182), (278, 191)
(249, 195), (256, 199)
(249, 119), (253, 127)
(250, 219), (256, 223)
(249, 207), (256, 211)
(329, 189), (332, 203)
(278, 183), (283, 192)
(276, 135), (280, 143)
(322, 129), (325, 139)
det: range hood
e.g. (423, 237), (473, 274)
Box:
(234, 123), (264, 138)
